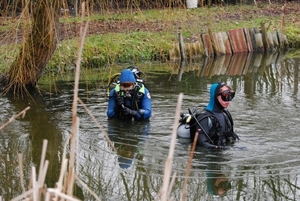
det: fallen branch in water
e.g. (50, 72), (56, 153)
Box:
(0, 106), (30, 131)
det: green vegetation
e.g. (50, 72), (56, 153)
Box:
(47, 32), (173, 73)
(286, 25), (300, 48)
(1, 4), (300, 73)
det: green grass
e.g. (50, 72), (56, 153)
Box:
(285, 25), (300, 48)
(1, 3), (300, 73)
(47, 31), (174, 72)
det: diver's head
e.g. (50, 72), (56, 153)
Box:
(119, 69), (136, 92)
(206, 82), (235, 111)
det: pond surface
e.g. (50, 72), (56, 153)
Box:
(1, 52), (300, 201)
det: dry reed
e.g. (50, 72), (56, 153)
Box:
(181, 132), (199, 201)
(0, 1), (206, 200)
(159, 93), (183, 201)
(66, 1), (89, 196)
(8, 2), (103, 201)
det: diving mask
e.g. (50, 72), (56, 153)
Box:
(120, 82), (135, 91)
(218, 90), (235, 102)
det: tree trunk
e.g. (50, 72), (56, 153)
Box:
(0, 0), (61, 97)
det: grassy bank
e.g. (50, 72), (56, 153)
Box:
(1, 3), (300, 73)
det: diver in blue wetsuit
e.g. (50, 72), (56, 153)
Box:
(178, 82), (239, 149)
(107, 69), (152, 120)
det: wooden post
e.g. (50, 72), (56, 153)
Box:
(261, 22), (270, 52)
(178, 31), (186, 61)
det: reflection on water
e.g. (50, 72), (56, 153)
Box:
(0, 52), (300, 200)
(107, 120), (150, 169)
(173, 51), (289, 81)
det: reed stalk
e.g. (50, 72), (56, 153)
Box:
(74, 175), (101, 201)
(160, 93), (183, 201)
(11, 140), (49, 201)
(67, 2), (88, 196)
(5, 2), (110, 200)
(181, 132), (199, 201)
(18, 153), (26, 193)
(167, 172), (177, 200)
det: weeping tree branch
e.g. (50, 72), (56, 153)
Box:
(1, 0), (61, 98)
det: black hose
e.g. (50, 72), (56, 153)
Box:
(188, 108), (214, 144)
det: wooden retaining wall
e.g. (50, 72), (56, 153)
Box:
(169, 26), (289, 60)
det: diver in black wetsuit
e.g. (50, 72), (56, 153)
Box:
(178, 82), (239, 149)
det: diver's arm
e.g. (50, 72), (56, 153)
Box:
(198, 131), (230, 149)
(138, 88), (152, 119)
(198, 133), (229, 149)
(107, 89), (118, 118)
(198, 133), (218, 148)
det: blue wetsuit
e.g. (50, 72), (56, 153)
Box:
(107, 83), (152, 120)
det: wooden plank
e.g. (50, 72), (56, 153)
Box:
(243, 28), (253, 52)
(228, 28), (248, 53)
(220, 32), (232, 54)
(169, 43), (181, 60)
(190, 36), (205, 57)
(216, 32), (226, 55)
(261, 22), (271, 52)
(271, 32), (279, 51)
(184, 43), (192, 59)
(210, 32), (224, 56)
(255, 33), (265, 53)
(201, 33), (214, 58)
(267, 33), (274, 52)
(249, 27), (261, 52)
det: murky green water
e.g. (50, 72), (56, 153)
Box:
(1, 52), (300, 200)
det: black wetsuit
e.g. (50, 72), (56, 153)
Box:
(188, 82), (238, 149)
(191, 107), (235, 149)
